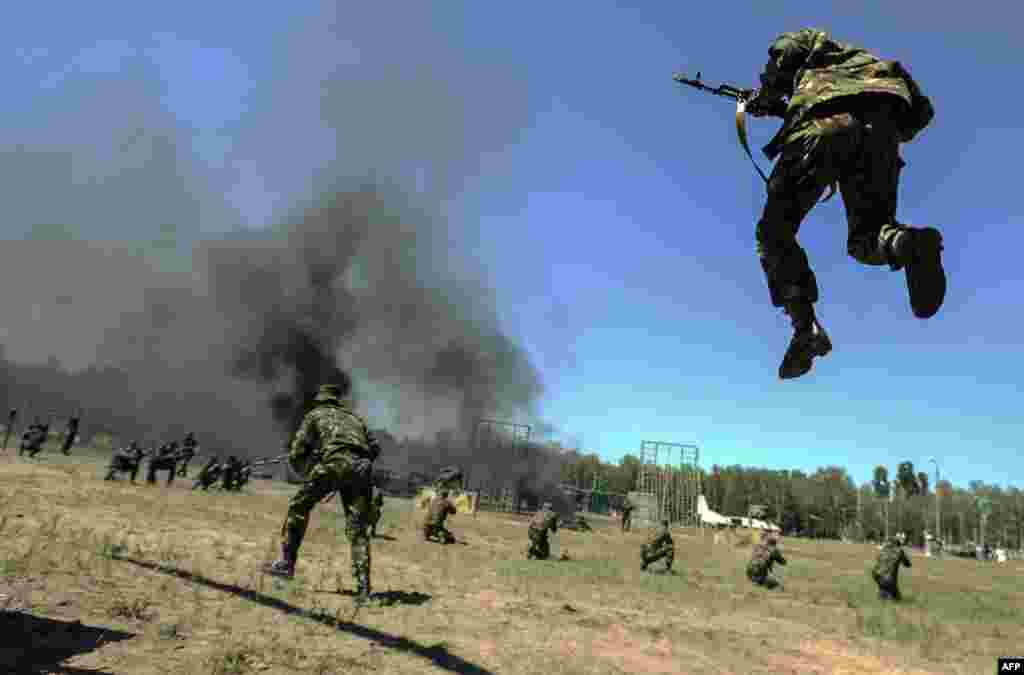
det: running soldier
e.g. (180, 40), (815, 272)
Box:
(60, 416), (80, 455)
(192, 456), (223, 490)
(264, 384), (384, 607)
(146, 442), (179, 486)
(872, 533), (911, 601)
(621, 497), (634, 532)
(527, 502), (560, 560)
(176, 432), (198, 476)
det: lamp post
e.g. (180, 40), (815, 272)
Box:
(928, 457), (940, 545)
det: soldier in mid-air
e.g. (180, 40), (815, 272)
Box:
(526, 501), (560, 560)
(176, 432), (198, 477)
(747, 531), (787, 588)
(264, 384), (384, 607)
(640, 520), (675, 573)
(743, 28), (943, 379)
(146, 441), (179, 486)
(423, 490), (457, 544)
(60, 416), (80, 455)
(105, 441), (145, 482)
(192, 456), (223, 490)
(872, 533), (911, 601)
(621, 497), (634, 532)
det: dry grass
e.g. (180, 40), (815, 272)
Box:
(1, 449), (1021, 674)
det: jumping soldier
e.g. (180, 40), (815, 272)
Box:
(640, 520), (675, 573)
(744, 28), (943, 378)
(423, 490), (456, 544)
(872, 533), (911, 601)
(747, 531), (787, 588)
(264, 383), (384, 607)
(526, 501), (560, 560)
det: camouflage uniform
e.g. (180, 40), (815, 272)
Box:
(621, 498), (634, 532)
(60, 417), (79, 455)
(146, 442), (179, 485)
(872, 537), (911, 601)
(641, 521), (675, 572)
(192, 457), (222, 490)
(18, 421), (49, 458)
(746, 28), (944, 379)
(423, 492), (456, 544)
(747, 533), (787, 588)
(266, 384), (382, 605)
(369, 487), (385, 537)
(105, 442), (144, 482)
(527, 503), (560, 560)
(176, 432), (198, 476)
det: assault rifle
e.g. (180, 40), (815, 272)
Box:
(672, 70), (769, 185)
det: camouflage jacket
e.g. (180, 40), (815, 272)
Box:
(529, 509), (559, 535)
(873, 542), (911, 582)
(289, 400), (381, 470)
(645, 524), (673, 550)
(748, 542), (786, 573)
(424, 496), (456, 527)
(757, 28), (934, 159)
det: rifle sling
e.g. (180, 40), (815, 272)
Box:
(734, 101), (836, 203)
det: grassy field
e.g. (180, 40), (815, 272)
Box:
(1, 446), (1021, 674)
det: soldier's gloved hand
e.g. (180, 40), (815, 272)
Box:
(746, 90), (787, 118)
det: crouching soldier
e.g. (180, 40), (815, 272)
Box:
(747, 532), (787, 588)
(105, 442), (145, 482)
(641, 520), (675, 573)
(527, 502), (560, 560)
(423, 490), (456, 543)
(192, 456), (222, 490)
(872, 533), (911, 601)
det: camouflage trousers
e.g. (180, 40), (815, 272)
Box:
(641, 543), (674, 569)
(756, 96), (912, 308)
(527, 528), (551, 559)
(280, 455), (373, 592)
(872, 571), (902, 601)
(423, 523), (454, 543)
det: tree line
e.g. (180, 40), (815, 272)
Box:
(558, 449), (1024, 549)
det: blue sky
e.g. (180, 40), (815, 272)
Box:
(2, 2), (1021, 489)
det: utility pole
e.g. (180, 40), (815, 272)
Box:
(929, 457), (940, 546)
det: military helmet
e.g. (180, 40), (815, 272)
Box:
(314, 383), (347, 403)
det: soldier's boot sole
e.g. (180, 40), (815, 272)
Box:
(779, 323), (832, 380)
(905, 228), (945, 319)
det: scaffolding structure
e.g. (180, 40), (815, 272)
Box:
(468, 419), (532, 513)
(637, 440), (701, 527)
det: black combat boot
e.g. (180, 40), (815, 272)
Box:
(264, 527), (303, 579)
(779, 302), (832, 380)
(890, 227), (945, 319)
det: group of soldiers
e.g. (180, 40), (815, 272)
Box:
(104, 432), (253, 493)
(11, 414), (79, 458)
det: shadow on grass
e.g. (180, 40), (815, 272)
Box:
(0, 610), (133, 674)
(119, 557), (493, 675)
